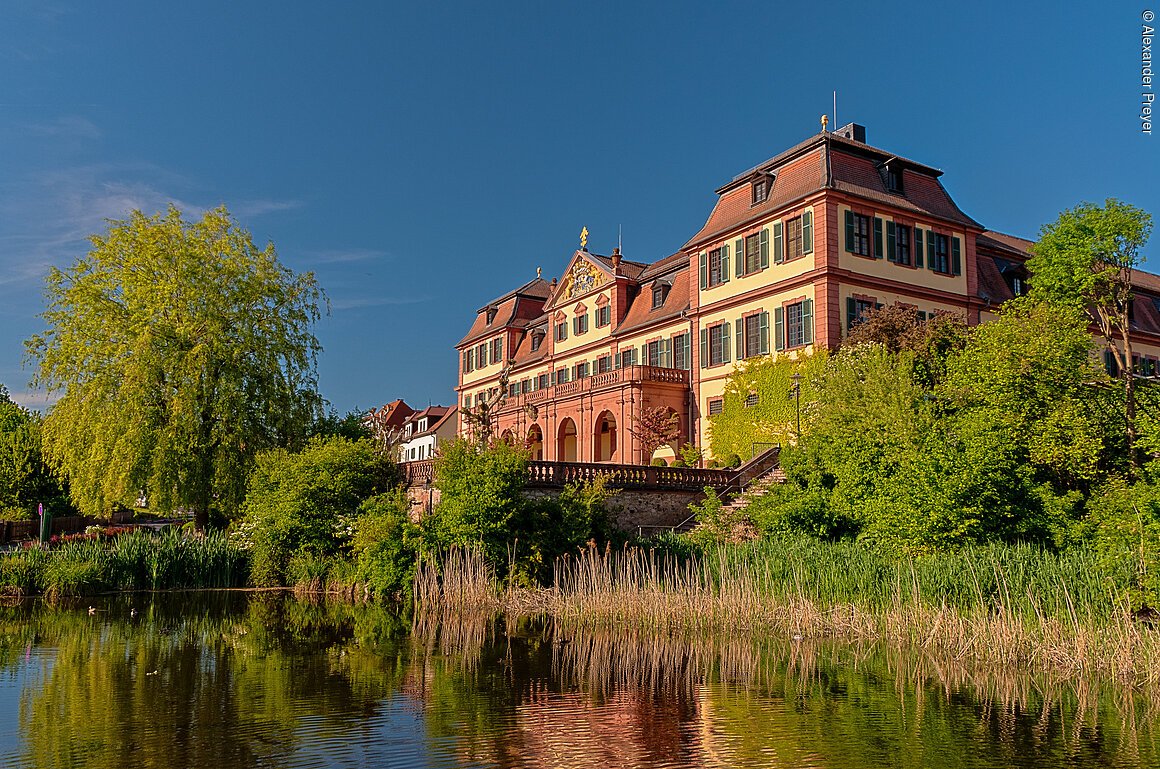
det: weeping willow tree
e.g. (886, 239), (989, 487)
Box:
(25, 205), (324, 528)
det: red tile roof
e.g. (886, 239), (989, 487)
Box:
(458, 277), (552, 347)
(615, 268), (690, 336)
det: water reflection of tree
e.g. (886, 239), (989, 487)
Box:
(4, 594), (414, 769)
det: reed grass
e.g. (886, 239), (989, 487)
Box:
(416, 538), (1160, 687)
(0, 529), (249, 597)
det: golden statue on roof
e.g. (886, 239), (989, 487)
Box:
(580, 226), (589, 250)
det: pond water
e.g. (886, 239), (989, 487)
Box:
(0, 592), (1154, 768)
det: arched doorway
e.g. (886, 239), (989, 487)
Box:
(593, 411), (617, 463)
(499, 429), (515, 446)
(556, 418), (578, 462)
(526, 424), (543, 460)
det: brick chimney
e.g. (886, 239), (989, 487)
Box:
(611, 247), (623, 275)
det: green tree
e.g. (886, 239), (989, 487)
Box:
(1028, 199), (1153, 470)
(25, 206), (324, 527)
(0, 385), (70, 518)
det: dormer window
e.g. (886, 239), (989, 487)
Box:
(486, 306), (498, 324)
(880, 160), (904, 194)
(751, 178), (768, 205)
(531, 331), (544, 351)
(651, 283), (669, 309)
(418, 419), (428, 432)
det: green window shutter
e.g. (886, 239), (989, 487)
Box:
(461, 350), (468, 373)
(774, 307), (785, 351)
(886, 221), (896, 262)
(700, 328), (708, 369)
(927, 230), (936, 270)
(641, 344), (648, 365)
(803, 210), (814, 253)
(773, 221), (784, 264)
(873, 217), (884, 259)
(721, 244), (731, 283)
(735, 317), (744, 359)
(951, 236), (962, 275)
(803, 299), (814, 345)
(844, 210), (854, 253)
(735, 239), (744, 277)
(914, 228), (924, 268)
(662, 338), (671, 368)
(699, 252), (708, 290)
(722, 321), (731, 363)
(759, 311), (770, 354)
(846, 296), (857, 332)
(759, 228), (769, 268)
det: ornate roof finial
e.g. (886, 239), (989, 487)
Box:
(536, 266), (542, 279)
(579, 226), (589, 251)
(821, 114), (829, 132)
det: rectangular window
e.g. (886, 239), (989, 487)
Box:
(786, 216), (805, 261)
(930, 233), (950, 273)
(463, 394), (472, 409)
(751, 179), (767, 205)
(477, 343), (488, 367)
(574, 361), (590, 379)
(573, 313), (589, 335)
(530, 332), (543, 351)
(672, 333), (691, 370)
(745, 315), (762, 358)
(708, 248), (725, 287)
(896, 224), (910, 266)
(595, 305), (611, 327)
(744, 233), (762, 274)
(744, 393), (759, 408)
(652, 285), (666, 309)
(520, 379), (531, 394)
(708, 324), (730, 366)
(508, 382), (519, 397)
(618, 348), (637, 368)
(708, 398), (724, 416)
(647, 340), (664, 367)
(555, 367), (568, 384)
(597, 355), (612, 373)
(845, 212), (870, 256)
(847, 297), (878, 332)
(490, 338), (503, 364)
(538, 373), (550, 390)
(787, 302), (806, 348)
(554, 321), (568, 342)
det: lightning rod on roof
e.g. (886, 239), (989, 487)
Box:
(618, 224), (622, 253)
(833, 90), (838, 130)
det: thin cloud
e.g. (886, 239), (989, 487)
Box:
(25, 115), (101, 139)
(312, 248), (390, 265)
(232, 198), (305, 218)
(331, 296), (428, 311)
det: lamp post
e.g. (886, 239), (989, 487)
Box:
(789, 372), (803, 443)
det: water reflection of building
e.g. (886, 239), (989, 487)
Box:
(456, 122), (1160, 465)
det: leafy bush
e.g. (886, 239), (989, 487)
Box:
(1085, 478), (1160, 610)
(352, 489), (421, 599)
(239, 436), (397, 587)
(651, 458), (668, 467)
(427, 439), (612, 585)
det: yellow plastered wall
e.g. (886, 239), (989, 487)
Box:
(835, 204), (968, 295)
(459, 332), (509, 388)
(697, 206), (817, 309)
(551, 288), (614, 356)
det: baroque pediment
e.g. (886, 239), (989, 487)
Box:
(545, 251), (613, 309)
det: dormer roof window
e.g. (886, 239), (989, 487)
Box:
(751, 178), (768, 205)
(530, 330), (545, 351)
(486, 306), (498, 325)
(651, 282), (670, 309)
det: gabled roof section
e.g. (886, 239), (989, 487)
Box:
(685, 129), (980, 249)
(458, 277), (552, 348)
(544, 250), (619, 310)
(639, 251), (689, 282)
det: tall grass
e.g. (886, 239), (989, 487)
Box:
(0, 529), (249, 597)
(419, 538), (1160, 686)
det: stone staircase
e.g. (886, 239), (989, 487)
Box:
(720, 466), (786, 518)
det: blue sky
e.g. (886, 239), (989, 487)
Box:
(0, 0), (1155, 414)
